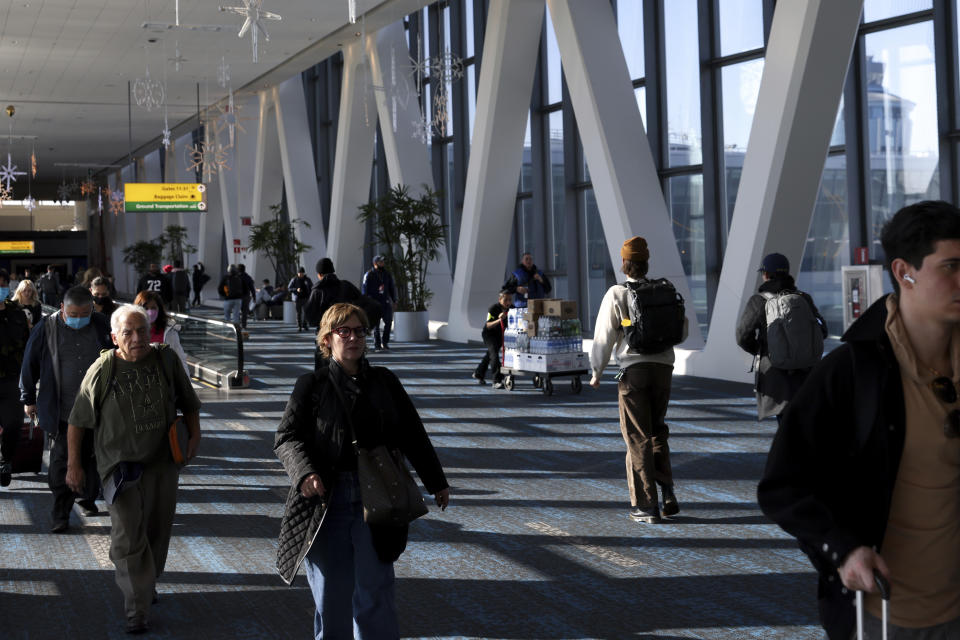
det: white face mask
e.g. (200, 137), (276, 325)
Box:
(146, 309), (159, 324)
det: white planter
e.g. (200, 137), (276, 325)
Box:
(282, 300), (297, 325)
(391, 310), (429, 342)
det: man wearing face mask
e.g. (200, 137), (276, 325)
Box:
(90, 276), (118, 318)
(20, 286), (112, 532)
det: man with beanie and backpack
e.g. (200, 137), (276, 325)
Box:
(736, 252), (827, 421)
(589, 236), (687, 524)
(304, 258), (382, 336)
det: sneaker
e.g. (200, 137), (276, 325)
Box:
(382, 345), (390, 351)
(471, 372), (487, 385)
(493, 381), (505, 389)
(629, 505), (661, 524)
(374, 345), (383, 352)
(125, 614), (149, 634)
(0, 462), (11, 487)
(661, 485), (680, 517)
(51, 519), (69, 533)
(77, 500), (99, 517)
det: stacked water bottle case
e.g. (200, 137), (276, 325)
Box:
(502, 299), (588, 373)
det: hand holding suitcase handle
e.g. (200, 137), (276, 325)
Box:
(873, 568), (890, 601)
(857, 569), (892, 640)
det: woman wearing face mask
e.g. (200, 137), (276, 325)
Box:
(133, 291), (189, 377)
(11, 278), (42, 327)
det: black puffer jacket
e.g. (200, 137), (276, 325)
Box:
(758, 295), (905, 639)
(735, 275), (827, 419)
(274, 357), (448, 585)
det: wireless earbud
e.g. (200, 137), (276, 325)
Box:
(903, 274), (916, 284)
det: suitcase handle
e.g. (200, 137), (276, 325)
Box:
(873, 569), (890, 601)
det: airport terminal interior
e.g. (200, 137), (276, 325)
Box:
(0, 0), (955, 637)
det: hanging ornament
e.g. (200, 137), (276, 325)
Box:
(214, 88), (247, 148)
(217, 56), (231, 89)
(23, 195), (36, 212)
(411, 114), (432, 144)
(169, 41), (187, 72)
(347, 0), (358, 24)
(185, 141), (229, 183)
(0, 184), (10, 206)
(30, 148), (37, 178)
(220, 0), (282, 64)
(97, 188), (103, 214)
(104, 188), (124, 216)
(0, 153), (26, 192)
(132, 66), (166, 112)
(56, 181), (72, 206)
(80, 179), (96, 197)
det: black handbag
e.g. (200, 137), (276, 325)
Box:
(329, 371), (428, 526)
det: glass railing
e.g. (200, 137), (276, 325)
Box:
(40, 304), (248, 388)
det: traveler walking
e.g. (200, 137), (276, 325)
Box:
(20, 286), (112, 531)
(191, 262), (209, 306)
(137, 264), (172, 307)
(66, 304), (201, 634)
(0, 269), (31, 487)
(134, 291), (189, 377)
(275, 302), (449, 639)
(502, 252), (552, 308)
(90, 276), (119, 320)
(37, 265), (62, 306)
(304, 258), (362, 331)
(218, 265), (245, 325)
(169, 260), (191, 313)
(472, 289), (512, 388)
(288, 266), (312, 332)
(589, 236), (687, 524)
(12, 278), (42, 327)
(361, 255), (398, 351)
(735, 252), (827, 421)
(758, 200), (960, 639)
(237, 264), (256, 329)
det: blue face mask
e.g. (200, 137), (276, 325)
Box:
(64, 315), (91, 330)
(0, 287), (8, 300)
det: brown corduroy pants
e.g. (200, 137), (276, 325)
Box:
(617, 363), (675, 509)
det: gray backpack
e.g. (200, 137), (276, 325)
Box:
(761, 291), (823, 370)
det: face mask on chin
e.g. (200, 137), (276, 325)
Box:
(64, 315), (91, 330)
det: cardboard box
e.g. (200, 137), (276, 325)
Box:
(530, 299), (559, 315)
(542, 299), (563, 316)
(560, 300), (578, 319)
(516, 351), (588, 373)
(503, 349), (519, 369)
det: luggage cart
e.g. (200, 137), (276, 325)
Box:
(500, 365), (588, 396)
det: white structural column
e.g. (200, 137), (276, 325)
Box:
(327, 36), (378, 285)
(688, 0), (864, 381)
(274, 76), (326, 277)
(216, 121), (240, 280)
(367, 20), (452, 318)
(441, 0), (545, 342)
(547, 0), (703, 348)
(241, 90), (285, 280)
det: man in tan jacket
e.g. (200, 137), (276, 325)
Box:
(589, 236), (687, 524)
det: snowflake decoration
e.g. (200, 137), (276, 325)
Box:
(212, 90), (249, 148)
(56, 181), (74, 204)
(218, 56), (231, 88)
(23, 196), (37, 212)
(169, 43), (187, 73)
(411, 114), (432, 144)
(0, 184), (10, 206)
(186, 141), (230, 183)
(220, 0), (282, 63)
(162, 126), (172, 149)
(109, 189), (124, 216)
(80, 179), (97, 197)
(431, 49), (464, 85)
(132, 67), (166, 112)
(0, 153), (27, 191)
(30, 150), (37, 178)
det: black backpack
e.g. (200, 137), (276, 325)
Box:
(339, 281), (383, 327)
(172, 271), (190, 295)
(623, 279), (686, 354)
(224, 273), (244, 299)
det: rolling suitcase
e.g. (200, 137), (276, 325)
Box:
(8, 419), (44, 474)
(856, 569), (891, 640)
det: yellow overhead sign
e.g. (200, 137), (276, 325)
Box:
(124, 183), (207, 212)
(0, 241), (35, 254)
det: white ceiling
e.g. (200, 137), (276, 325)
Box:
(0, 0), (425, 194)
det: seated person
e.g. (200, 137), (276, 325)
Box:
(254, 279), (275, 320)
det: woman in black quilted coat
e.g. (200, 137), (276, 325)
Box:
(274, 302), (450, 639)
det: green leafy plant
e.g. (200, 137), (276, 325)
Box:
(247, 203), (312, 286)
(160, 225), (197, 265)
(121, 239), (164, 277)
(357, 184), (446, 312)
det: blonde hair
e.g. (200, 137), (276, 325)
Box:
(12, 279), (38, 305)
(316, 303), (369, 358)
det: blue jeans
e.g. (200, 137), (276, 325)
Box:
(303, 471), (399, 640)
(223, 299), (241, 325)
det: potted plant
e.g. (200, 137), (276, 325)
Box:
(248, 203), (312, 324)
(122, 238), (164, 284)
(357, 184), (446, 342)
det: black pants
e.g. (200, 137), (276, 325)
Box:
(296, 298), (308, 329)
(0, 378), (22, 466)
(49, 420), (99, 522)
(474, 333), (504, 382)
(240, 295), (251, 328)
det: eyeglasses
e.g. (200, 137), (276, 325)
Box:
(930, 376), (960, 438)
(332, 326), (368, 339)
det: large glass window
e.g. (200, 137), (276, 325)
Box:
(864, 22), (939, 260)
(584, 188), (615, 332)
(548, 110), (566, 272)
(721, 58), (764, 227)
(617, 0), (644, 80)
(546, 6), (563, 105)
(864, 0), (932, 24)
(668, 174), (707, 332)
(719, 0), (764, 56)
(799, 154), (849, 339)
(465, 0), (475, 58)
(516, 197), (535, 258)
(665, 0), (702, 166)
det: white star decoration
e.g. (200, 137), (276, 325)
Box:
(0, 153), (27, 191)
(23, 196), (37, 212)
(219, 0), (282, 63)
(56, 181), (72, 205)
